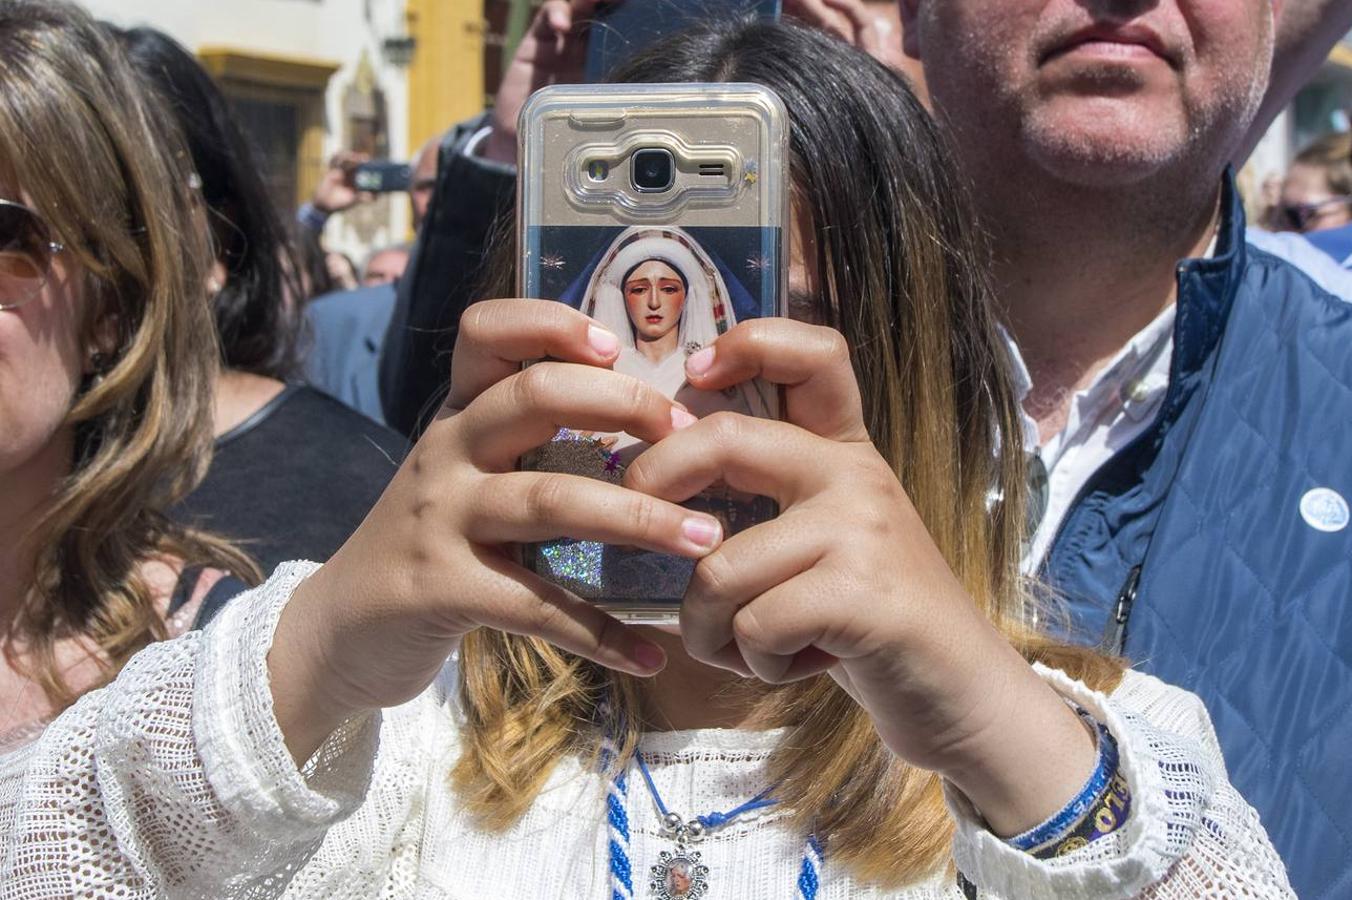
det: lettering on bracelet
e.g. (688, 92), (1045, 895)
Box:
(1041, 771), (1133, 860)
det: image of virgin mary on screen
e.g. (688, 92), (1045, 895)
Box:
(524, 223), (780, 603)
(559, 224), (775, 439)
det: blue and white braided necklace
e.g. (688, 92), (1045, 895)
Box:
(603, 730), (824, 900)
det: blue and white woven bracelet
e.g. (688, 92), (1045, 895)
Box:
(1005, 713), (1124, 854)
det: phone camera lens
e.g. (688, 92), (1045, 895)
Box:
(631, 148), (674, 193)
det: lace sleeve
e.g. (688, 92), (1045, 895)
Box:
(0, 562), (384, 899)
(945, 666), (1294, 899)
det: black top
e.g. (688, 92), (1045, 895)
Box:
(380, 114), (515, 437)
(174, 385), (406, 577)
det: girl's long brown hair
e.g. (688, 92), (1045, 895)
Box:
(452, 19), (1122, 888)
(0, 0), (259, 710)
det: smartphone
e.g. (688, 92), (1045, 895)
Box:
(517, 82), (789, 622)
(353, 161), (412, 193)
(584, 0), (782, 82)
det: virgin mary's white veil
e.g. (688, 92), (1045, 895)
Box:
(582, 226), (733, 354)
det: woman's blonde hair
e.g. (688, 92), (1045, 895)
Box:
(453, 19), (1123, 888)
(0, 0), (259, 709)
(1294, 130), (1352, 197)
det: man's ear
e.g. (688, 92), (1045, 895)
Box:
(897, 0), (922, 60)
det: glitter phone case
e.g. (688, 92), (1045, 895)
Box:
(517, 83), (789, 623)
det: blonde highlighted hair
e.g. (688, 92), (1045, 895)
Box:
(0, 0), (258, 709)
(452, 19), (1122, 889)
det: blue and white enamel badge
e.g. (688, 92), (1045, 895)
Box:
(1300, 488), (1350, 534)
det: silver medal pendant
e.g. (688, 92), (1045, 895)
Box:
(649, 816), (710, 899)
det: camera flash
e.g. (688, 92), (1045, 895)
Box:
(587, 159), (610, 181)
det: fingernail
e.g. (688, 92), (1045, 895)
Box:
(634, 642), (666, 673)
(671, 407), (698, 430)
(682, 516), (722, 550)
(686, 346), (715, 376)
(588, 324), (619, 357)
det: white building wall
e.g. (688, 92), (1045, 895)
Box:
(84, 0), (412, 261)
(1248, 109), (1295, 203)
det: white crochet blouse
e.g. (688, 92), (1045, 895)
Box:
(0, 563), (1293, 899)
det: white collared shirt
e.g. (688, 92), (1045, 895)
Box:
(1013, 239), (1221, 572)
(1010, 306), (1175, 571)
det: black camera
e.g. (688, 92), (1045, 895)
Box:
(353, 161), (412, 193)
(631, 148), (674, 193)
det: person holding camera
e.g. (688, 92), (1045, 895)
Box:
(301, 135), (443, 424)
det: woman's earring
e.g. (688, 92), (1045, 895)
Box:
(87, 350), (110, 386)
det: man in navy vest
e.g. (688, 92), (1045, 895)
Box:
(899, 1), (1352, 896)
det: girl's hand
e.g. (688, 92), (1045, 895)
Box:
(624, 319), (1097, 837)
(270, 300), (719, 763)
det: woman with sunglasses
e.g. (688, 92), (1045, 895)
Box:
(0, 1), (255, 749)
(0, 8), (1289, 899)
(1271, 131), (1352, 271)
(1276, 131), (1352, 235)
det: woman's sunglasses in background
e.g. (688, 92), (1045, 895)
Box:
(0, 199), (64, 311)
(1280, 195), (1352, 232)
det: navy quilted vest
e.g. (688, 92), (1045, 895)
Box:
(1042, 173), (1352, 899)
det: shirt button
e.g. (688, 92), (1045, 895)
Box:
(1125, 380), (1151, 404)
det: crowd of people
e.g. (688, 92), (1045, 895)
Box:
(0, 0), (1350, 897)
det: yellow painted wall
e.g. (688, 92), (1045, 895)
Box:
(198, 47), (339, 205)
(406, 0), (485, 153)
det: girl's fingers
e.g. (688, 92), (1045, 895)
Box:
(683, 320), (868, 442)
(466, 471), (722, 556)
(829, 664), (864, 706)
(456, 362), (693, 469)
(468, 549), (666, 677)
(729, 568), (856, 684)
(678, 511), (824, 665)
(623, 412), (835, 507)
(447, 299), (621, 411)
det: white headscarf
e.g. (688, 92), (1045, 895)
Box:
(581, 226), (734, 355)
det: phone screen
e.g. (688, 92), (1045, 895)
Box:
(584, 0), (782, 82)
(522, 222), (781, 607)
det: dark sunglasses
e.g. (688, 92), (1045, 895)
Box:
(1280, 195), (1352, 232)
(0, 199), (65, 311)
